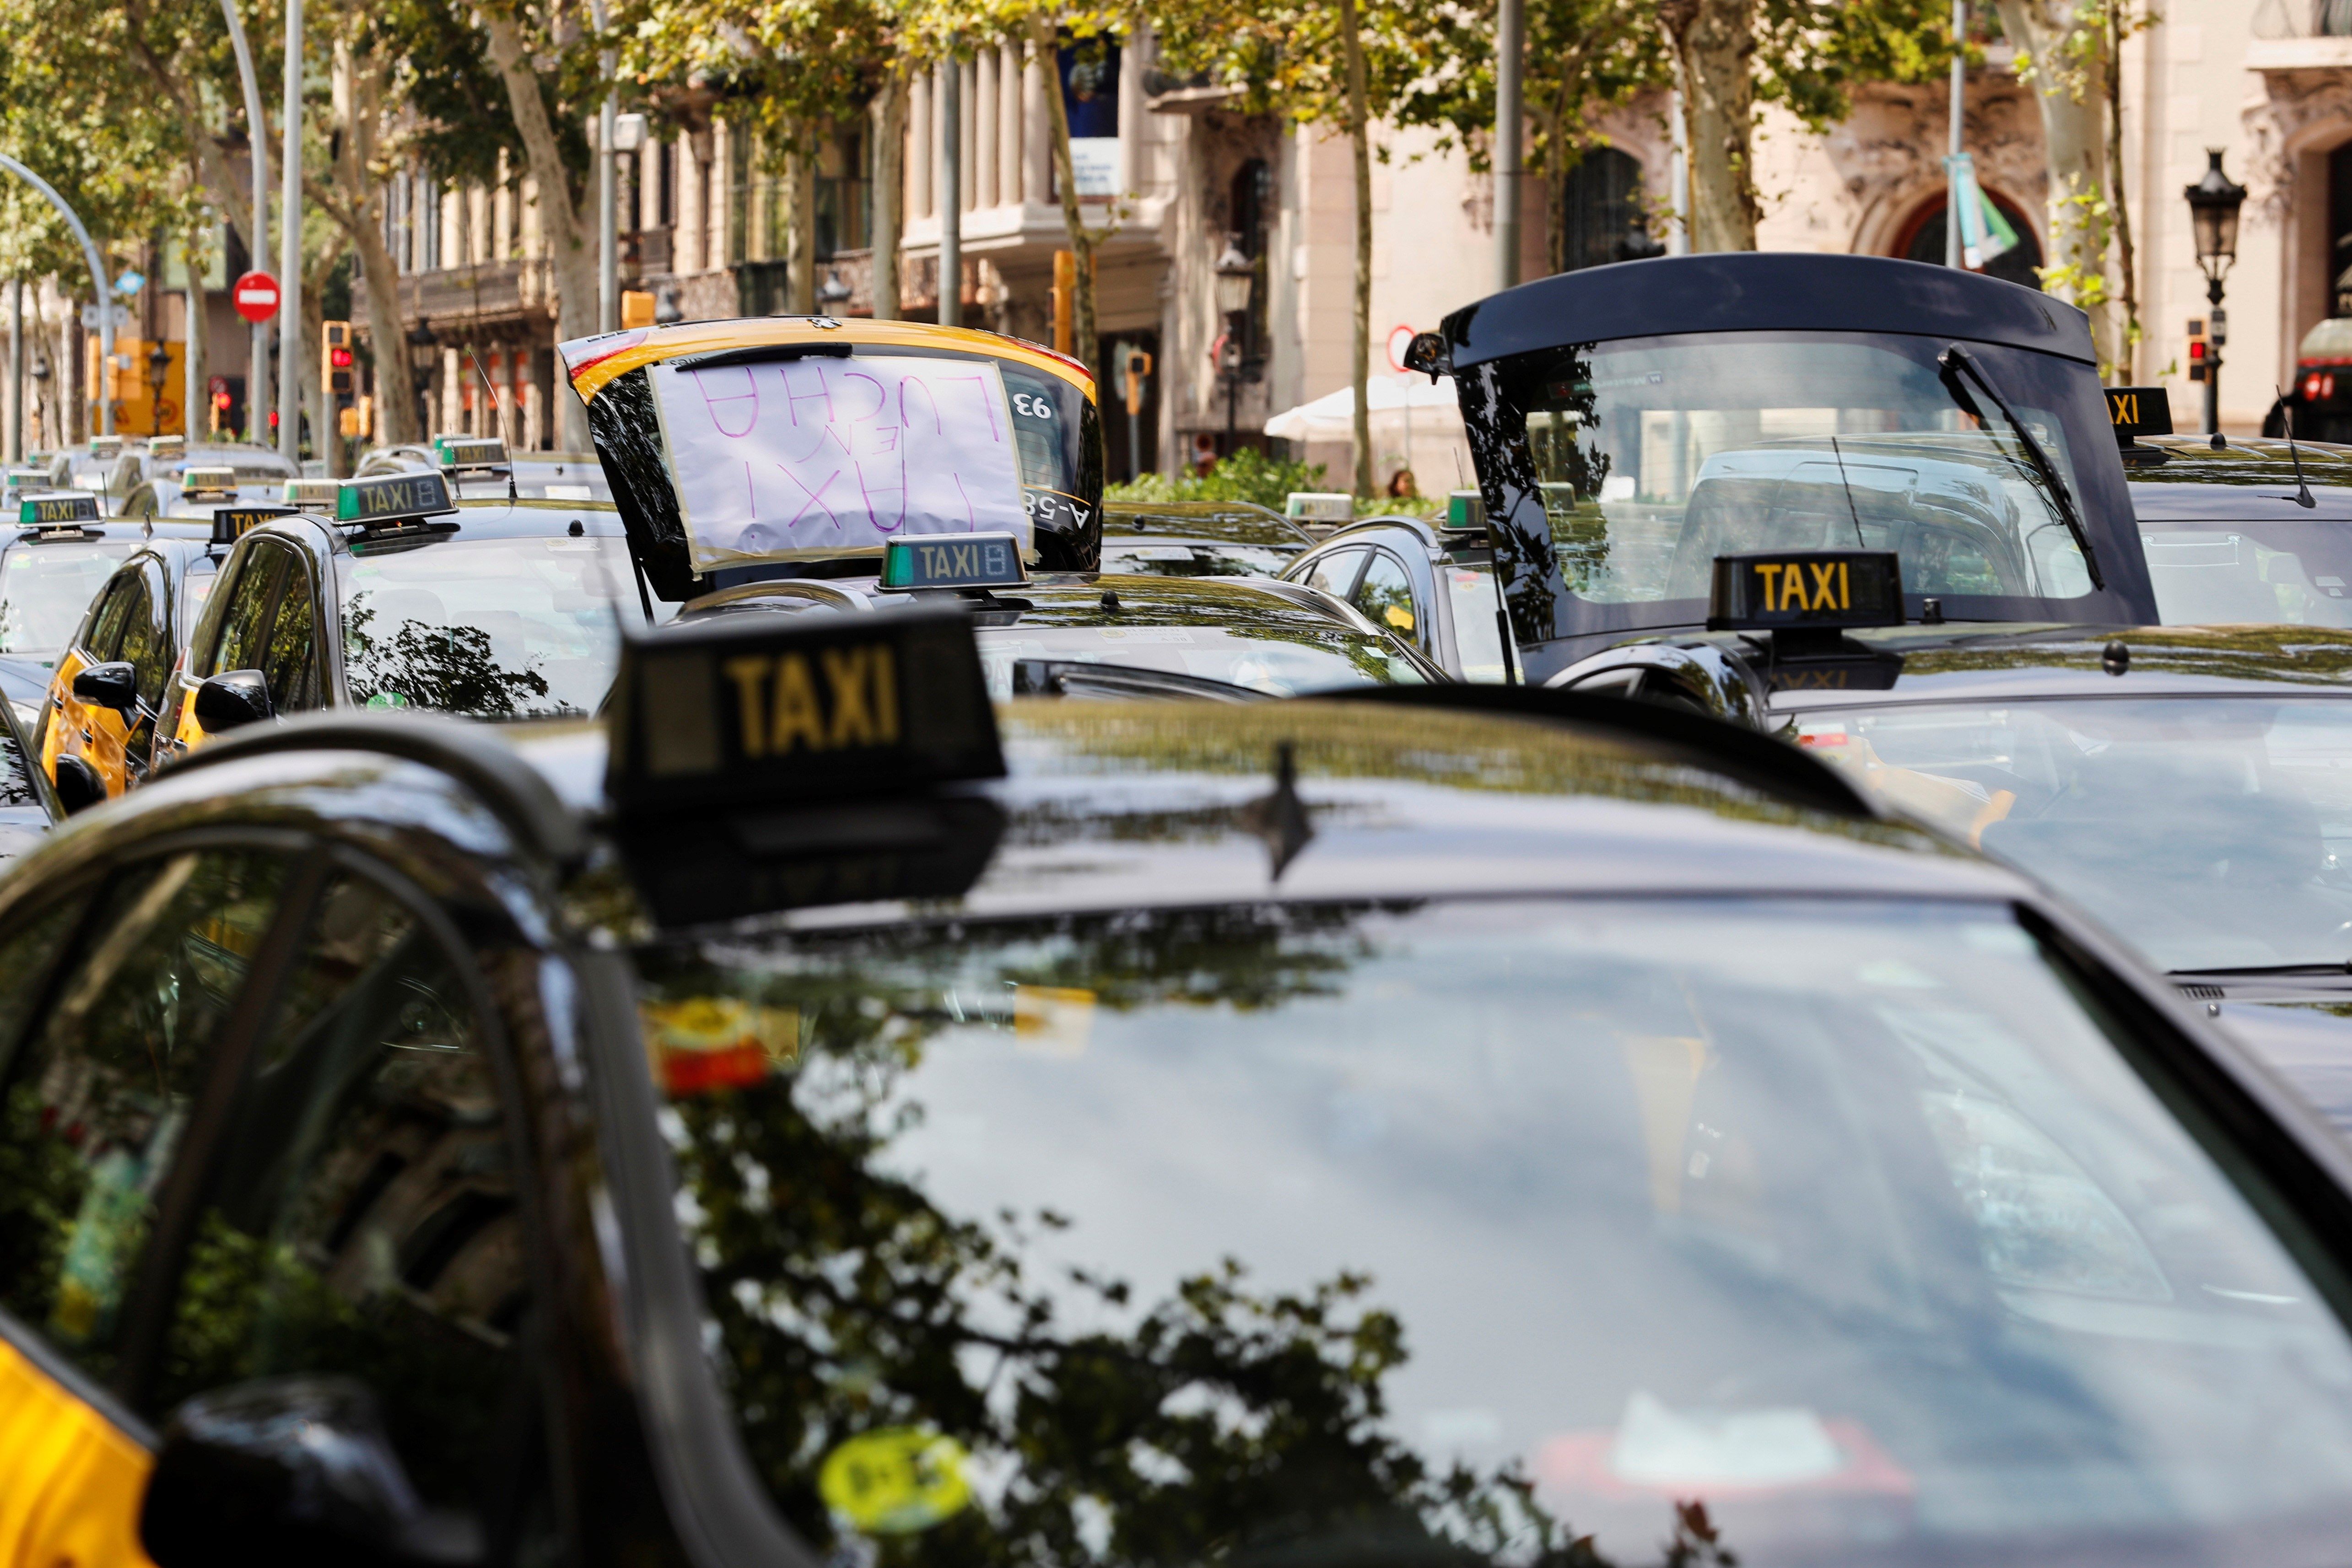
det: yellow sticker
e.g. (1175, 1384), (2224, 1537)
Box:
(1014, 985), (1097, 1057)
(641, 997), (799, 1095)
(818, 1428), (972, 1535)
(1383, 604), (1415, 632)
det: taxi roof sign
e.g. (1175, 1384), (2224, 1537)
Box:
(88, 436), (123, 460)
(334, 470), (456, 527)
(283, 477), (340, 513)
(606, 605), (1003, 815)
(877, 533), (1028, 592)
(212, 504), (297, 545)
(432, 434), (509, 471)
(150, 435), (186, 460)
(19, 491), (100, 528)
(180, 465), (238, 496)
(1708, 550), (1904, 634)
(2105, 386), (2173, 445)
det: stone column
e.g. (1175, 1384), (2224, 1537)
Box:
(1022, 41), (1052, 205)
(1002, 41), (1026, 208)
(961, 61), (978, 211)
(976, 48), (1000, 208)
(910, 72), (933, 220)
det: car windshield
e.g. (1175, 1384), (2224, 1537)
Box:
(332, 533), (642, 718)
(2137, 519), (2352, 627)
(635, 895), (2352, 1568)
(976, 622), (1428, 696)
(1474, 332), (2126, 651)
(1096, 540), (1300, 577)
(0, 537), (142, 654)
(1444, 556), (1511, 681)
(1796, 696), (2352, 971)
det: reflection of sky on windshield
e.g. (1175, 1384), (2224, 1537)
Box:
(808, 897), (2352, 1563)
(0, 539), (140, 653)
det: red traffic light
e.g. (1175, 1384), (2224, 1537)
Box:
(212, 391), (232, 410)
(2188, 341), (2207, 361)
(329, 347), (353, 368)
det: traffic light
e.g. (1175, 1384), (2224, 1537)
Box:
(322, 320), (355, 399)
(2187, 318), (2208, 383)
(1120, 345), (1153, 417)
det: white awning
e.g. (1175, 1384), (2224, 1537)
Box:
(1263, 375), (1461, 442)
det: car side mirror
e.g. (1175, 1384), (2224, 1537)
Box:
(51, 753), (103, 814)
(140, 1376), (483, 1568)
(193, 669), (272, 733)
(1402, 331), (1451, 382)
(70, 659), (139, 714)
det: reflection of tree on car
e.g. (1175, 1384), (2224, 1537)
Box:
(340, 603), (555, 717)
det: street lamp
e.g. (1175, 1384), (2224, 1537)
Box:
(2185, 147), (2247, 440)
(145, 341), (172, 436)
(1213, 236), (1259, 449)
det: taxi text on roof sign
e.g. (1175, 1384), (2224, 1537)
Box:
(335, 470), (456, 526)
(180, 466), (237, 496)
(1708, 550), (1904, 631)
(606, 605), (1003, 814)
(212, 504), (297, 545)
(434, 434), (508, 470)
(19, 491), (99, 528)
(283, 477), (340, 512)
(878, 532), (1028, 591)
(2105, 386), (2174, 443)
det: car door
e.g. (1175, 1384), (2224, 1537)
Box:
(42, 574), (135, 792)
(0, 848), (296, 1568)
(165, 539), (290, 758)
(83, 568), (169, 797)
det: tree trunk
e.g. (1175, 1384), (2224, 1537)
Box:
(183, 228), (205, 437)
(1994, 0), (2113, 370)
(1340, 0), (1372, 496)
(1660, 0), (1758, 252)
(786, 135), (817, 313)
(483, 11), (598, 448)
(2104, 0), (2137, 375)
(871, 71), (906, 321)
(329, 43), (420, 444)
(1036, 21), (1099, 378)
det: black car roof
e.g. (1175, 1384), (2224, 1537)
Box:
(1100, 501), (1312, 549)
(1441, 253), (2095, 370)
(2125, 435), (2352, 521)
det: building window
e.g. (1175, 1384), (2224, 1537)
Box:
(1230, 158), (1271, 361)
(1556, 149), (1650, 274)
(815, 129), (870, 258)
(1896, 190), (2045, 291)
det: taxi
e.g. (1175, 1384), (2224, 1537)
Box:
(0, 492), (210, 737)
(675, 531), (1442, 697)
(1418, 253), (2161, 680)
(149, 470), (661, 770)
(357, 436), (614, 502)
(1282, 511), (1513, 681)
(1095, 498), (1314, 577)
(114, 444), (299, 520)
(5, 609), (2352, 1568)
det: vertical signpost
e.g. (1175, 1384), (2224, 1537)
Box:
(221, 0), (271, 446)
(277, 0), (303, 462)
(0, 154), (114, 436)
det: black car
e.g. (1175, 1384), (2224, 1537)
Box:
(1095, 499), (1316, 578)
(2117, 431), (2352, 626)
(0, 496), (210, 729)
(1282, 515), (1514, 681)
(12, 608), (2352, 1568)
(356, 439), (614, 503)
(1421, 253), (2160, 679)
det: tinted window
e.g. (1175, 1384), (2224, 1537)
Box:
(156, 873), (528, 1511)
(84, 576), (136, 661)
(259, 559), (318, 712)
(1301, 547), (1366, 598)
(114, 574), (165, 708)
(1353, 551), (1423, 647)
(0, 539), (143, 655)
(0, 852), (286, 1379)
(211, 543), (289, 675)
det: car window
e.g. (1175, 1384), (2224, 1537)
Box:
(154, 872), (529, 1513)
(210, 542), (291, 676)
(114, 574), (164, 710)
(82, 576), (136, 661)
(1301, 546), (1366, 598)
(1353, 551), (1424, 649)
(0, 851), (287, 1383)
(259, 557), (318, 712)
(0, 539), (144, 657)
(1441, 560), (1510, 683)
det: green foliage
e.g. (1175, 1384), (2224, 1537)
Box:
(1107, 448), (1332, 510)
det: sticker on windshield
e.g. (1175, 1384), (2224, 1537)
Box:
(652, 355), (1030, 568)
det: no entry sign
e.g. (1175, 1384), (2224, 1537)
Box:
(233, 270), (281, 324)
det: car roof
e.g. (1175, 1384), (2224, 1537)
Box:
(680, 568), (1380, 637)
(244, 496), (628, 559)
(561, 316), (1096, 407)
(1100, 501), (1311, 548)
(2125, 434), (2352, 520)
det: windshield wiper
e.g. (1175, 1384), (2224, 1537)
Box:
(2168, 963), (2352, 978)
(1009, 659), (1268, 703)
(2271, 387), (2319, 509)
(1936, 345), (2105, 590)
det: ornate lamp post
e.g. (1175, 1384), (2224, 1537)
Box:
(1213, 236), (1257, 450)
(145, 341), (173, 436)
(2185, 148), (2247, 439)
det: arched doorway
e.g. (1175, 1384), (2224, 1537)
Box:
(1556, 148), (1654, 273)
(1894, 190), (2045, 291)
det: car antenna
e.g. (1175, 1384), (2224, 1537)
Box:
(2274, 386), (2317, 509)
(1828, 435), (1867, 548)
(466, 346), (521, 501)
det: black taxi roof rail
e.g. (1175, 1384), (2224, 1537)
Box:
(151, 710), (587, 866)
(1313, 684), (1876, 820)
(1441, 252), (2093, 371)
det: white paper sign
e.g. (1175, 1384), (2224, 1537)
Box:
(652, 354), (1030, 566)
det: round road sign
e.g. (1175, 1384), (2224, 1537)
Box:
(233, 271), (281, 324)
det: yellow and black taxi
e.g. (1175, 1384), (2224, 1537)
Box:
(1095, 498), (1316, 577)
(7, 608), (2352, 1566)
(357, 436), (615, 503)
(557, 317), (1433, 695)
(1419, 252), (2161, 680)
(34, 499), (281, 808)
(0, 491), (211, 738)
(146, 470), (661, 770)
(1282, 507), (1515, 682)
(1548, 545), (2352, 1123)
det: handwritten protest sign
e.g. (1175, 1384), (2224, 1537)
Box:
(652, 354), (1029, 567)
